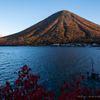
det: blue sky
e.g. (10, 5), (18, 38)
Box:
(0, 0), (100, 36)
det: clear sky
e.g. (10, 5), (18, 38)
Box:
(0, 0), (100, 36)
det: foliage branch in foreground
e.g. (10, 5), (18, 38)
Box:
(0, 65), (100, 100)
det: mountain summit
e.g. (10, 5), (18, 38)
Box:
(0, 10), (100, 45)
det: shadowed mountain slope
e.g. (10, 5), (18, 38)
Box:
(0, 10), (100, 46)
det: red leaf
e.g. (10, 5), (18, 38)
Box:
(6, 81), (10, 86)
(18, 71), (20, 74)
(58, 84), (61, 89)
(14, 71), (17, 74)
(60, 87), (65, 92)
(89, 87), (93, 91)
(81, 75), (85, 80)
(38, 75), (40, 79)
(48, 98), (54, 100)
(28, 68), (32, 71)
(63, 80), (66, 83)
(65, 82), (69, 89)
(23, 65), (27, 69)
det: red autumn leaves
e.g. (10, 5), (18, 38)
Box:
(0, 65), (100, 100)
(0, 65), (54, 100)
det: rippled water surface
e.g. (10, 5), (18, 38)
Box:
(0, 46), (100, 96)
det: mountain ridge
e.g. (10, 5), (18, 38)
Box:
(0, 10), (100, 46)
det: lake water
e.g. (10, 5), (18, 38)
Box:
(0, 46), (100, 97)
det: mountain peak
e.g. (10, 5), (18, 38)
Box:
(56, 10), (71, 16)
(0, 10), (100, 46)
(61, 10), (70, 13)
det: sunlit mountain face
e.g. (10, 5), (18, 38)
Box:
(0, 10), (100, 46)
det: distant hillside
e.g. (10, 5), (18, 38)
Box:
(0, 10), (100, 46)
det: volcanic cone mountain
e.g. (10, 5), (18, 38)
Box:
(0, 10), (100, 46)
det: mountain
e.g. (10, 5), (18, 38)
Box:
(0, 10), (100, 46)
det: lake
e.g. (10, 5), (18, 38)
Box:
(0, 46), (100, 97)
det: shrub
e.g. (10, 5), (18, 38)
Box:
(0, 65), (54, 100)
(0, 65), (100, 100)
(58, 72), (100, 100)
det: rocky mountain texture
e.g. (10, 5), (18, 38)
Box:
(0, 10), (100, 46)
